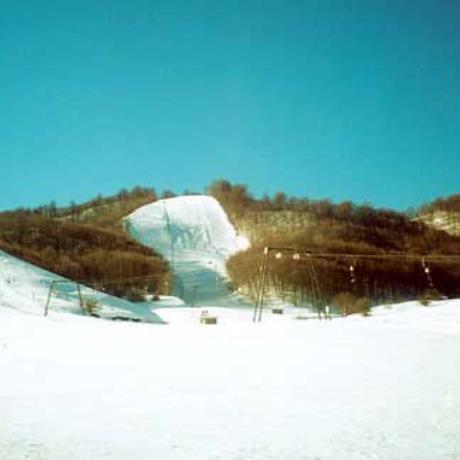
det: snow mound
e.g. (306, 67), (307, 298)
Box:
(124, 195), (250, 306)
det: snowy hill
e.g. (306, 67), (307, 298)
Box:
(0, 249), (176, 323)
(124, 195), (250, 305)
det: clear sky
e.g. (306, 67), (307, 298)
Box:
(1, 0), (459, 211)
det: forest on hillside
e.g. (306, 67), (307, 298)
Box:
(0, 187), (170, 300)
(207, 180), (460, 311)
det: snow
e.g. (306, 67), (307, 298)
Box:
(124, 195), (250, 306)
(1, 296), (460, 459)
(0, 249), (183, 324)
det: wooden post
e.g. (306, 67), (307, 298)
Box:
(257, 248), (269, 322)
(253, 247), (269, 323)
(44, 281), (55, 317)
(253, 248), (267, 322)
(76, 283), (84, 310)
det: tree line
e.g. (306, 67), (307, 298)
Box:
(210, 180), (460, 311)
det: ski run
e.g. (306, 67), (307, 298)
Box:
(124, 195), (250, 306)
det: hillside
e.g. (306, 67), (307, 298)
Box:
(0, 187), (170, 300)
(207, 180), (460, 308)
(3, 182), (460, 309)
(0, 249), (169, 322)
(48, 186), (159, 234)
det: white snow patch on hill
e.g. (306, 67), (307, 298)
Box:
(124, 195), (250, 305)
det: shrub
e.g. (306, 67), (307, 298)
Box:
(332, 292), (371, 316)
(83, 298), (100, 316)
(418, 288), (443, 306)
(333, 292), (356, 316)
(355, 296), (371, 316)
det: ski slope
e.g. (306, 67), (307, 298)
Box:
(1, 296), (460, 459)
(124, 195), (250, 306)
(0, 249), (179, 323)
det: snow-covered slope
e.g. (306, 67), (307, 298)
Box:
(0, 249), (173, 323)
(2, 298), (460, 459)
(124, 195), (250, 305)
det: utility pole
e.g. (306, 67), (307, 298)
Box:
(44, 281), (56, 316)
(253, 247), (269, 322)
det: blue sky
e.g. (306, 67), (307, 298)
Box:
(1, 0), (459, 211)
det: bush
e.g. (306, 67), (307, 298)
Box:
(418, 288), (443, 306)
(83, 298), (100, 316)
(125, 285), (147, 302)
(332, 292), (371, 316)
(333, 292), (356, 316)
(355, 297), (371, 316)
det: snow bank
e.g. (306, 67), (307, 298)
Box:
(124, 195), (250, 306)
